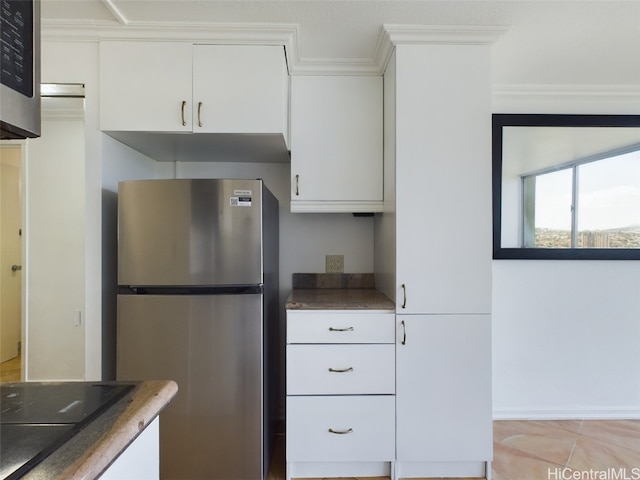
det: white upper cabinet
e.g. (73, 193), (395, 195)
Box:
(99, 42), (288, 139)
(290, 76), (383, 213)
(192, 45), (288, 137)
(391, 45), (492, 315)
(100, 42), (193, 132)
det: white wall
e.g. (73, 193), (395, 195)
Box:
(38, 41), (103, 380)
(24, 102), (86, 380)
(493, 261), (640, 418)
(491, 93), (640, 418)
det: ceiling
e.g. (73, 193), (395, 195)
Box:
(41, 0), (640, 85)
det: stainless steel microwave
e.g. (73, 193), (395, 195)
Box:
(0, 0), (40, 139)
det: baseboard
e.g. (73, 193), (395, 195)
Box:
(493, 407), (640, 420)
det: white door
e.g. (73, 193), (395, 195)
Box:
(0, 145), (22, 363)
(290, 76), (383, 202)
(192, 45), (287, 134)
(395, 314), (492, 462)
(393, 44), (492, 314)
(99, 41), (193, 132)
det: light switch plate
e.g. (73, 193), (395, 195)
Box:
(326, 255), (344, 273)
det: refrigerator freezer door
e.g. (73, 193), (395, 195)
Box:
(118, 179), (264, 286)
(116, 293), (265, 480)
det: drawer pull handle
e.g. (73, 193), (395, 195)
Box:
(401, 320), (407, 345)
(328, 428), (353, 435)
(181, 100), (187, 126)
(401, 283), (407, 309)
(329, 326), (354, 332)
(328, 367), (354, 373)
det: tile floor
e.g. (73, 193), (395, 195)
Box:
(267, 420), (640, 480)
(492, 419), (640, 480)
(2, 356), (638, 480)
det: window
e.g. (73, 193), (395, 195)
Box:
(522, 147), (640, 249)
(492, 114), (640, 260)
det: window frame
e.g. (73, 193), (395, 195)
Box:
(492, 113), (640, 260)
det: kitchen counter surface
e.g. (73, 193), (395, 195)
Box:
(286, 288), (395, 310)
(286, 273), (394, 310)
(0, 380), (177, 480)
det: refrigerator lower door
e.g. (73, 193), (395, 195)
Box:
(117, 293), (266, 480)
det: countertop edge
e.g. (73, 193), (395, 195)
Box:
(25, 380), (178, 480)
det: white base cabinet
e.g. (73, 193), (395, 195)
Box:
(100, 417), (160, 480)
(286, 310), (395, 480)
(396, 315), (492, 478)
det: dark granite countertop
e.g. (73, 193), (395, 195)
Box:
(286, 273), (395, 310)
(286, 288), (395, 310)
(1, 380), (177, 480)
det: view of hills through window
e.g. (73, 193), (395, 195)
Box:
(531, 149), (640, 248)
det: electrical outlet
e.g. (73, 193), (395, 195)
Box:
(326, 255), (344, 273)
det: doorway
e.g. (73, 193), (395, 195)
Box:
(0, 144), (23, 380)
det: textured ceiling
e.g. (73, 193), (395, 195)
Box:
(40, 0), (640, 86)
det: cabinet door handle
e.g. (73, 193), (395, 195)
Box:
(329, 326), (354, 332)
(295, 174), (300, 196)
(328, 367), (354, 373)
(401, 320), (406, 345)
(401, 283), (407, 309)
(197, 101), (203, 127)
(181, 101), (187, 126)
(328, 428), (353, 435)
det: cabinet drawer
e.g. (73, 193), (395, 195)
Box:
(287, 311), (395, 344)
(287, 395), (395, 462)
(287, 345), (394, 394)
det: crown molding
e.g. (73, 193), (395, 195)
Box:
(492, 84), (640, 114)
(42, 21), (513, 76)
(382, 24), (509, 46)
(374, 24), (509, 75)
(42, 20), (297, 45)
(287, 57), (382, 76)
(493, 84), (640, 98)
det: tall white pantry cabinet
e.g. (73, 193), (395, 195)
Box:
(374, 44), (494, 478)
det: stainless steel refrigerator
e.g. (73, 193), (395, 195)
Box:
(116, 178), (279, 480)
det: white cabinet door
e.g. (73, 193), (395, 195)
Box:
(192, 45), (288, 137)
(290, 76), (383, 212)
(393, 45), (492, 314)
(100, 43), (288, 139)
(100, 417), (159, 480)
(100, 41), (193, 132)
(395, 314), (492, 463)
